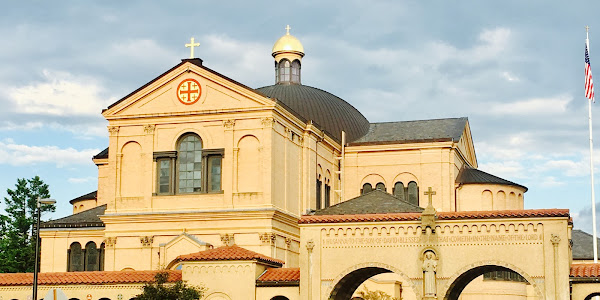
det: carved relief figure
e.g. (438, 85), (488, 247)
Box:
(423, 250), (437, 297)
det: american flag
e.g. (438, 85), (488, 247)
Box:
(586, 41), (595, 101)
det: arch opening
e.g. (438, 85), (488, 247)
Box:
(585, 293), (600, 300)
(329, 267), (392, 300)
(444, 265), (536, 300)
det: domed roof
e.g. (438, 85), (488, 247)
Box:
(255, 84), (370, 142)
(272, 27), (304, 56)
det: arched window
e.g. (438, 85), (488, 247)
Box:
(375, 182), (386, 191)
(393, 182), (405, 202)
(291, 60), (301, 83)
(407, 181), (419, 206)
(271, 297), (290, 300)
(178, 134), (203, 193)
(68, 242), (84, 272)
(316, 175), (322, 210)
(278, 59), (291, 83)
(324, 178), (331, 207)
(155, 133), (223, 195)
(362, 183), (373, 194)
(85, 242), (99, 271)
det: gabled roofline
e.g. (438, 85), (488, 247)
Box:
(105, 59), (261, 111)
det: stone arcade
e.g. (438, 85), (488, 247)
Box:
(0, 28), (599, 300)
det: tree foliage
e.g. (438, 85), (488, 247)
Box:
(0, 176), (53, 273)
(133, 271), (205, 300)
(355, 286), (399, 300)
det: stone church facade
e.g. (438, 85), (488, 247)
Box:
(1, 28), (599, 300)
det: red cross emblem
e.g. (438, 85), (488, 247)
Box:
(177, 79), (202, 105)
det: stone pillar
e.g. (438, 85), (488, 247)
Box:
(306, 239), (315, 300)
(551, 234), (561, 299)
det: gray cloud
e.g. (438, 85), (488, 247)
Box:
(2, 1), (600, 225)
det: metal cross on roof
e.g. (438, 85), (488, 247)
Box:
(424, 187), (436, 206)
(285, 25), (291, 35)
(185, 37), (200, 59)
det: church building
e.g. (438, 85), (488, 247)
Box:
(1, 27), (600, 300)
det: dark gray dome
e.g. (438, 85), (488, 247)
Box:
(255, 84), (370, 142)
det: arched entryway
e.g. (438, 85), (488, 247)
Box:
(585, 292), (600, 300)
(329, 267), (391, 300)
(327, 263), (418, 300)
(444, 264), (541, 300)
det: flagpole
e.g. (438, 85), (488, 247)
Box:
(587, 26), (598, 264)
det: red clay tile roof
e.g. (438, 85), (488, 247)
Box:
(571, 263), (600, 278)
(257, 268), (300, 282)
(0, 270), (181, 286)
(299, 209), (570, 224)
(176, 245), (284, 266)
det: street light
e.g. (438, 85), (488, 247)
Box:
(33, 197), (56, 300)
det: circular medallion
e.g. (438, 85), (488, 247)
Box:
(176, 79), (202, 105)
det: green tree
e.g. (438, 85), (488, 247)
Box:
(0, 176), (54, 273)
(355, 286), (399, 300)
(133, 271), (205, 300)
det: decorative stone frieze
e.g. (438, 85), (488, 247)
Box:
(104, 237), (117, 247)
(261, 117), (275, 127)
(140, 236), (153, 247)
(143, 124), (155, 134)
(223, 119), (235, 129)
(108, 126), (119, 135)
(260, 233), (276, 245)
(220, 233), (234, 246)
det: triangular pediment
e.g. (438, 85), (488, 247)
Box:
(102, 59), (275, 118)
(160, 232), (212, 268)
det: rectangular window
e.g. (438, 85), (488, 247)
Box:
(207, 155), (222, 192)
(158, 159), (172, 194)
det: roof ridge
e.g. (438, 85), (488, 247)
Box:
(457, 167), (527, 191)
(0, 270), (182, 286)
(369, 117), (468, 125)
(176, 244), (284, 266)
(301, 208), (570, 224)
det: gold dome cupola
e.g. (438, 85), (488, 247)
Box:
(272, 25), (304, 84)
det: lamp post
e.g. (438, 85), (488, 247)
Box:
(32, 197), (56, 300)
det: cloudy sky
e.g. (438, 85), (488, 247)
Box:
(1, 1), (600, 231)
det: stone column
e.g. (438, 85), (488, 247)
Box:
(551, 234), (561, 299)
(306, 240), (315, 300)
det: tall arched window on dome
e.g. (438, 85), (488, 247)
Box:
(291, 60), (301, 84)
(278, 59), (291, 83)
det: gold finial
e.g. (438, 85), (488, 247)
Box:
(185, 37), (200, 59)
(285, 25), (291, 35)
(586, 26), (590, 33)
